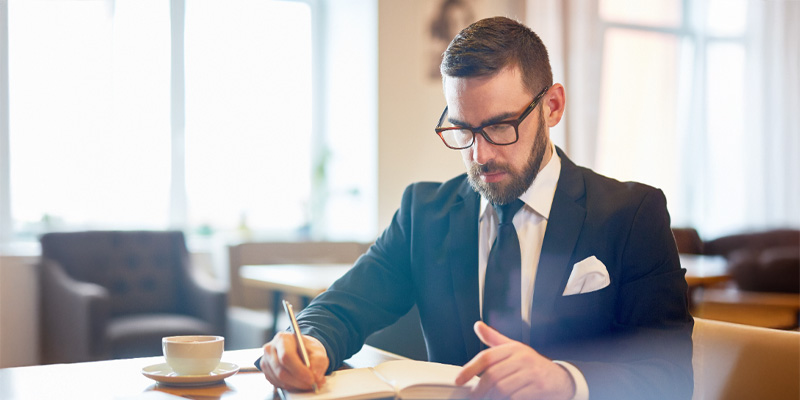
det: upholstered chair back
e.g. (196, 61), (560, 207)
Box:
(40, 231), (190, 317)
(704, 229), (800, 258)
(671, 227), (704, 254)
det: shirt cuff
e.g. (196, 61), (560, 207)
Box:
(553, 361), (589, 400)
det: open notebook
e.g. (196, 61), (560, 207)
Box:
(279, 359), (479, 400)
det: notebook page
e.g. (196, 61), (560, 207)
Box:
(280, 368), (394, 400)
(372, 360), (477, 391)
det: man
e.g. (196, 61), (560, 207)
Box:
(260, 17), (693, 400)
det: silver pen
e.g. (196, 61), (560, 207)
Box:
(282, 300), (319, 393)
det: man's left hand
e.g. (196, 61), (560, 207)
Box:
(455, 321), (576, 400)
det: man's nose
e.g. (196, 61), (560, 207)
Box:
(471, 132), (494, 165)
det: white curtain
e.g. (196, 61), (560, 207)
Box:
(697, 0), (800, 237)
(526, 0), (799, 239)
(745, 0), (800, 231)
(525, 0), (602, 168)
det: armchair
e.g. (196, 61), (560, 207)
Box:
(39, 231), (226, 364)
(671, 227), (704, 254)
(687, 229), (799, 328)
(704, 229), (799, 293)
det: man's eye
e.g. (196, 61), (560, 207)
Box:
(484, 124), (513, 134)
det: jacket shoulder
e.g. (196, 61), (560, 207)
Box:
(403, 173), (475, 207)
(557, 147), (663, 205)
(580, 166), (662, 199)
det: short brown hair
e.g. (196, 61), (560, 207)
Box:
(440, 16), (553, 96)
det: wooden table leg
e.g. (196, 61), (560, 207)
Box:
(270, 290), (283, 339)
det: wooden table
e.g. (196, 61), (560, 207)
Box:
(693, 286), (800, 329)
(244, 256), (730, 293)
(681, 254), (731, 309)
(681, 254), (730, 288)
(239, 264), (352, 338)
(239, 256), (731, 336)
(0, 345), (401, 400)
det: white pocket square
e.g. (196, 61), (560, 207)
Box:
(562, 256), (610, 296)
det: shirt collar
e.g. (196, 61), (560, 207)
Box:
(480, 142), (562, 220)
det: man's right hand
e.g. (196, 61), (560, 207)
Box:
(260, 332), (329, 391)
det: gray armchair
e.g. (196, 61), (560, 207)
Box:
(39, 231), (226, 364)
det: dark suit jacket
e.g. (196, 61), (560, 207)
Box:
(297, 148), (694, 399)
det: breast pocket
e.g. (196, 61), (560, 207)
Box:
(553, 286), (615, 338)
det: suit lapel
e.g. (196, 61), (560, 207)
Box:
(448, 177), (482, 357)
(529, 148), (587, 345)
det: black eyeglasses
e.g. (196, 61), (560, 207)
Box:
(434, 85), (550, 150)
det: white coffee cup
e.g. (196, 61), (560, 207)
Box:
(162, 335), (224, 375)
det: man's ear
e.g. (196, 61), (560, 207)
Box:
(543, 83), (566, 128)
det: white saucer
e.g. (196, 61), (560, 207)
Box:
(141, 362), (239, 386)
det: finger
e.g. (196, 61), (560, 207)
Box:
(277, 334), (318, 387)
(469, 373), (495, 400)
(303, 336), (329, 385)
(455, 344), (514, 386)
(263, 343), (307, 391)
(474, 321), (512, 348)
(474, 347), (574, 400)
(467, 353), (520, 399)
(455, 363), (480, 387)
(456, 322), (516, 384)
(455, 349), (488, 386)
(261, 344), (281, 386)
(267, 334), (317, 390)
(473, 362), (530, 400)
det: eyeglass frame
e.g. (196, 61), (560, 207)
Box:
(434, 85), (551, 150)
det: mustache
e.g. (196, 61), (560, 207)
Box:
(471, 161), (510, 175)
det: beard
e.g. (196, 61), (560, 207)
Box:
(467, 112), (548, 205)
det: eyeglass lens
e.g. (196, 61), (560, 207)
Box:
(439, 122), (517, 148)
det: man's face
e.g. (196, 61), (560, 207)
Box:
(443, 66), (551, 205)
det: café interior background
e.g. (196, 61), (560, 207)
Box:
(0, 0), (797, 367)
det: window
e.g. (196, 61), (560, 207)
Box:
(1, 0), (377, 245)
(594, 0), (750, 238)
(8, 0), (172, 237)
(183, 0), (313, 234)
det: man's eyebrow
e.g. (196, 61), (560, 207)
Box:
(447, 111), (518, 128)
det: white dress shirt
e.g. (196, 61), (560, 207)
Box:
(477, 143), (590, 400)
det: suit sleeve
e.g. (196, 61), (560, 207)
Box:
(293, 184), (418, 374)
(567, 189), (694, 400)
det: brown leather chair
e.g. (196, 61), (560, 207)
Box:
(690, 229), (799, 328)
(703, 229), (799, 258)
(727, 246), (800, 293)
(39, 231), (226, 363)
(704, 229), (799, 293)
(672, 227), (704, 254)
